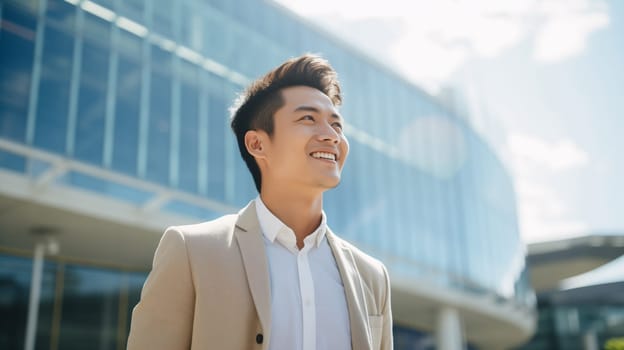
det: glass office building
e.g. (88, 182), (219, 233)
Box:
(0, 0), (536, 349)
(518, 282), (624, 350)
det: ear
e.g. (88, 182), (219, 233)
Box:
(244, 130), (268, 160)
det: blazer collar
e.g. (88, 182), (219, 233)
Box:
(327, 229), (373, 350)
(234, 201), (272, 349)
(234, 201), (371, 350)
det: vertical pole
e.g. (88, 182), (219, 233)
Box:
(24, 242), (46, 350)
(50, 262), (65, 350)
(436, 306), (463, 350)
(583, 331), (598, 350)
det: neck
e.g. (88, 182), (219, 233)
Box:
(259, 186), (324, 249)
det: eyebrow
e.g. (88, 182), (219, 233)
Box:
(294, 105), (342, 120)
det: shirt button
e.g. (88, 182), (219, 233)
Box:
(256, 333), (263, 344)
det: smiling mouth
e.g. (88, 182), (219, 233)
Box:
(310, 151), (337, 161)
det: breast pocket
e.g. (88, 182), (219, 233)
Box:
(368, 315), (383, 350)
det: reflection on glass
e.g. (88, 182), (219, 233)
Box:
(152, 0), (173, 38)
(58, 265), (121, 350)
(59, 171), (152, 204)
(34, 24), (74, 153)
(202, 11), (229, 65)
(0, 254), (149, 350)
(0, 3), (36, 143)
(179, 2), (202, 52)
(117, 0), (144, 24)
(0, 150), (26, 173)
(45, 0), (76, 26)
(145, 46), (172, 185)
(75, 40), (109, 164)
(0, 254), (56, 350)
(178, 80), (199, 193)
(206, 93), (226, 202)
(112, 54), (141, 176)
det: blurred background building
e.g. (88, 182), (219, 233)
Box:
(0, 0), (535, 349)
(518, 235), (624, 350)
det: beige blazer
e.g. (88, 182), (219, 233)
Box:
(127, 201), (393, 350)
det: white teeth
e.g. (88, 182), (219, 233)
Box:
(311, 152), (336, 161)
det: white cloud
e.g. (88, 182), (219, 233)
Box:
(391, 29), (469, 92)
(275, 0), (532, 89)
(506, 133), (590, 242)
(515, 178), (589, 242)
(275, 0), (610, 88)
(533, 1), (610, 63)
(508, 133), (589, 172)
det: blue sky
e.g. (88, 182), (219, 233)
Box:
(451, 0), (624, 243)
(277, 0), (624, 245)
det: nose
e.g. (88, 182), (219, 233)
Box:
(317, 122), (340, 144)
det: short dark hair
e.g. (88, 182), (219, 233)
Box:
(230, 54), (342, 192)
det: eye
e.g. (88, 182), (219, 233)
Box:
(300, 115), (315, 121)
(332, 122), (343, 131)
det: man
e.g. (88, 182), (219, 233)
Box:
(127, 54), (393, 350)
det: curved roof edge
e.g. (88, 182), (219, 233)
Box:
(548, 280), (624, 304)
(527, 234), (624, 293)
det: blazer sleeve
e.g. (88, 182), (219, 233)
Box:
(381, 264), (394, 350)
(127, 228), (195, 350)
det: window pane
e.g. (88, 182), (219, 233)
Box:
(74, 41), (109, 164)
(179, 2), (202, 52)
(81, 11), (110, 45)
(145, 46), (172, 185)
(117, 28), (142, 59)
(117, 0), (144, 24)
(45, 0), (76, 27)
(0, 150), (26, 172)
(178, 81), (199, 193)
(34, 24), (74, 153)
(0, 254), (56, 350)
(206, 95), (226, 201)
(203, 11), (229, 64)
(112, 56), (141, 175)
(89, 0), (114, 10)
(152, 0), (173, 38)
(0, 3), (36, 142)
(57, 265), (121, 350)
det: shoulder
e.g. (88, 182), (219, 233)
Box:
(169, 214), (238, 236)
(154, 213), (243, 268)
(333, 235), (388, 278)
(161, 213), (239, 249)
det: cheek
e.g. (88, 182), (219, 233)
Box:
(341, 139), (350, 161)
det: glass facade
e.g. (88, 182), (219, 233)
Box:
(0, 0), (534, 348)
(518, 282), (624, 350)
(0, 252), (146, 350)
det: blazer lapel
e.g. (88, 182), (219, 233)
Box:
(327, 230), (372, 350)
(234, 201), (272, 347)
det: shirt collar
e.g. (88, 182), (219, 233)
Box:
(255, 196), (327, 249)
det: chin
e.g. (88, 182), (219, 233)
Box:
(320, 177), (341, 189)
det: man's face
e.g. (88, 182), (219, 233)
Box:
(257, 85), (349, 192)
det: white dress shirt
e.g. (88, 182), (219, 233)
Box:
(255, 197), (351, 350)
